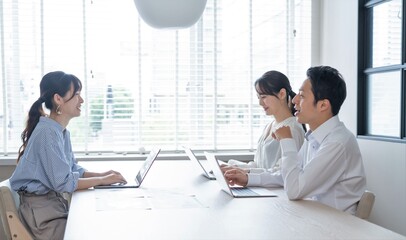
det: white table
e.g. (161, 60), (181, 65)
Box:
(64, 160), (406, 240)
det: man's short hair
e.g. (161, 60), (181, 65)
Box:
(306, 66), (347, 116)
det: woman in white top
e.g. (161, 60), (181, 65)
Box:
(222, 70), (305, 187)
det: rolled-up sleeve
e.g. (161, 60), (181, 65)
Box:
(72, 162), (86, 178)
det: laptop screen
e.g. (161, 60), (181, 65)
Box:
(135, 148), (161, 184)
(204, 152), (234, 194)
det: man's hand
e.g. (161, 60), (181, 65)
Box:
(274, 126), (292, 140)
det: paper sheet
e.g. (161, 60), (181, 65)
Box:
(95, 188), (207, 211)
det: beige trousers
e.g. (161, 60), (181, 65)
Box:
(18, 191), (69, 240)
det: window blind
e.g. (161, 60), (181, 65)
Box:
(0, 0), (311, 154)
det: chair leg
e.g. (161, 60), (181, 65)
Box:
(6, 211), (33, 240)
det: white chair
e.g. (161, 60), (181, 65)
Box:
(0, 179), (33, 240)
(355, 190), (375, 220)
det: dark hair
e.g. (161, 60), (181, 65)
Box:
(255, 70), (296, 116)
(306, 66), (346, 116)
(17, 71), (82, 162)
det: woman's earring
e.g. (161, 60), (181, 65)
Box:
(56, 105), (62, 115)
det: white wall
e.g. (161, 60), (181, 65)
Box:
(317, 0), (406, 236)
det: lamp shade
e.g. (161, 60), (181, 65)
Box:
(133, 0), (207, 29)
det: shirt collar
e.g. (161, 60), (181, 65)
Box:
(39, 116), (65, 132)
(305, 115), (341, 143)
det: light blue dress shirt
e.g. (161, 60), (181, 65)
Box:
(10, 116), (86, 194)
(280, 116), (366, 214)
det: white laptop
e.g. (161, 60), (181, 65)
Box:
(183, 146), (216, 180)
(204, 152), (277, 198)
(94, 148), (161, 189)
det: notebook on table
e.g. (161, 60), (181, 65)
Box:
(204, 152), (277, 198)
(94, 148), (161, 189)
(183, 146), (216, 180)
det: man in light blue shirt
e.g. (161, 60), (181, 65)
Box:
(274, 66), (366, 214)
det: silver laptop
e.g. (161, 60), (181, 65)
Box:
(183, 146), (216, 180)
(204, 152), (277, 198)
(94, 148), (161, 189)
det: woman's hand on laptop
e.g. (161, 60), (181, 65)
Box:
(100, 171), (127, 186)
(220, 164), (249, 174)
(77, 170), (127, 189)
(224, 169), (248, 187)
(99, 170), (123, 177)
(220, 164), (235, 173)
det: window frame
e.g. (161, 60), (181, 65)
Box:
(358, 0), (406, 143)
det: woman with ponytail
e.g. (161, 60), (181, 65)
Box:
(221, 70), (305, 187)
(10, 71), (127, 240)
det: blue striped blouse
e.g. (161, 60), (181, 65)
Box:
(10, 116), (86, 194)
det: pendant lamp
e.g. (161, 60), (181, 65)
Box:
(133, 0), (207, 29)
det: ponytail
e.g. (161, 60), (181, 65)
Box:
(17, 71), (82, 163)
(286, 88), (296, 116)
(286, 88), (306, 132)
(17, 97), (45, 163)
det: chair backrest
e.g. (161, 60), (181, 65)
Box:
(355, 190), (375, 220)
(0, 179), (33, 240)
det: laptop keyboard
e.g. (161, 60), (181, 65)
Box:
(231, 187), (259, 196)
